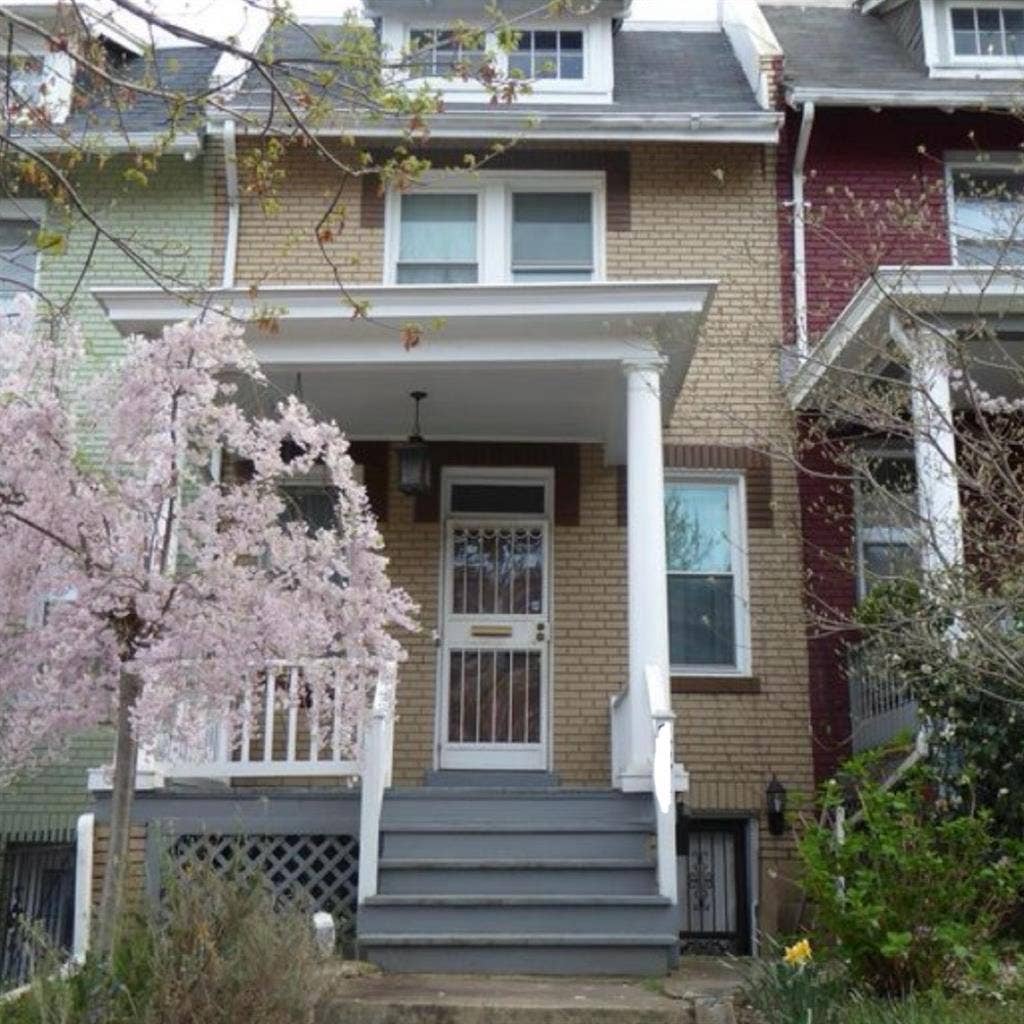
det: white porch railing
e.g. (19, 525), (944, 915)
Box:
(848, 645), (919, 753)
(357, 666), (396, 903)
(610, 665), (681, 904)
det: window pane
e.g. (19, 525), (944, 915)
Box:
(951, 8), (977, 53)
(396, 263), (477, 283)
(665, 483), (733, 573)
(0, 218), (38, 297)
(509, 49), (531, 77)
(560, 30), (584, 78)
(400, 193), (477, 261)
(953, 170), (1024, 261)
(862, 543), (918, 591)
(512, 192), (592, 272)
(978, 7), (1003, 52)
(280, 488), (337, 534)
(858, 456), (917, 530)
(668, 575), (736, 667)
(450, 484), (545, 515)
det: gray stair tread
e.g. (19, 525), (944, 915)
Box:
(359, 933), (679, 947)
(381, 822), (653, 833)
(365, 894), (670, 907)
(379, 858), (653, 870)
(387, 788), (634, 799)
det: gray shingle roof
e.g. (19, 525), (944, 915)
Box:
(228, 23), (761, 117)
(66, 45), (219, 134)
(764, 5), (1024, 102)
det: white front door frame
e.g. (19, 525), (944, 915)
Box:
(434, 466), (555, 772)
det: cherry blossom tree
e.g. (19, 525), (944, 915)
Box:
(0, 297), (417, 952)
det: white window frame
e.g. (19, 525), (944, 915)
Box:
(854, 450), (919, 601)
(0, 198), (44, 312)
(665, 471), (751, 678)
(379, 16), (613, 103)
(507, 28), (586, 83)
(923, 0), (1024, 77)
(944, 152), (1024, 265)
(384, 170), (606, 286)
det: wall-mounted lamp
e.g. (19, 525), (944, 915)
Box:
(766, 775), (788, 837)
(397, 391), (431, 496)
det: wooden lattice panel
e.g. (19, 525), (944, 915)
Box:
(170, 834), (359, 938)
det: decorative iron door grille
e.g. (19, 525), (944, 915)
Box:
(677, 820), (750, 956)
(1, 843), (76, 988)
(170, 834), (358, 942)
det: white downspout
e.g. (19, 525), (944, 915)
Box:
(72, 812), (95, 961)
(792, 100), (816, 356)
(221, 119), (239, 289)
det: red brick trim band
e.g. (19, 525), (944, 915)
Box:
(617, 445), (774, 529)
(672, 676), (762, 695)
(361, 149), (631, 231)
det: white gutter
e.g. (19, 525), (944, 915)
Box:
(221, 119), (239, 289)
(792, 100), (815, 356)
(226, 111), (782, 146)
(72, 812), (95, 962)
(8, 130), (202, 156)
(788, 85), (1024, 109)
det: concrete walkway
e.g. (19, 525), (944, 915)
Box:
(320, 959), (752, 1024)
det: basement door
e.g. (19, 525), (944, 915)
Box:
(438, 471), (551, 771)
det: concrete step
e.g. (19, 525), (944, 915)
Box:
(360, 895), (676, 936)
(381, 825), (652, 859)
(357, 934), (678, 976)
(377, 859), (658, 896)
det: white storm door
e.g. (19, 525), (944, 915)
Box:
(440, 514), (550, 770)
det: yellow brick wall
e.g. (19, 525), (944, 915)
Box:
(92, 824), (147, 909)
(221, 138), (813, 932)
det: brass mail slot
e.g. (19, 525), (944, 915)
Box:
(470, 624), (514, 638)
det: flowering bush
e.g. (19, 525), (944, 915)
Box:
(740, 936), (847, 1024)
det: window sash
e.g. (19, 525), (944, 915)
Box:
(511, 192), (594, 281)
(950, 165), (1024, 263)
(396, 192), (479, 283)
(950, 6), (1024, 57)
(509, 29), (585, 80)
(664, 476), (747, 674)
(409, 28), (486, 77)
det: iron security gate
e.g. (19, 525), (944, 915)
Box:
(1, 843), (76, 988)
(677, 819), (751, 956)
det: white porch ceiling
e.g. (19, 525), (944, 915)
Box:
(92, 280), (717, 461)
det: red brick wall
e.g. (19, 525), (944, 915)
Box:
(779, 108), (1024, 780)
(796, 418), (858, 784)
(777, 108), (1024, 343)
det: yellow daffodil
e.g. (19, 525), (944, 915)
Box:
(783, 939), (812, 967)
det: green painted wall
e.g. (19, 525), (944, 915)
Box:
(0, 149), (216, 840)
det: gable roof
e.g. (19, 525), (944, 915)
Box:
(764, 4), (1024, 107)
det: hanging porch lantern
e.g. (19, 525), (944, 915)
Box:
(397, 391), (431, 496)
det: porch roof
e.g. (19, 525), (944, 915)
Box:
(91, 280), (716, 461)
(785, 266), (1024, 410)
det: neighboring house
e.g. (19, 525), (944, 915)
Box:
(82, 0), (821, 974)
(0, 2), (217, 986)
(764, 0), (1024, 781)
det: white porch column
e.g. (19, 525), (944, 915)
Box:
(622, 358), (672, 785)
(894, 320), (965, 575)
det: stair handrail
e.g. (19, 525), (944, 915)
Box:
(357, 661), (397, 904)
(645, 665), (678, 904)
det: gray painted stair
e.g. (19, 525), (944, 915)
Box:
(358, 788), (679, 975)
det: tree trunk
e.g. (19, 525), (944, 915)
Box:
(94, 670), (141, 958)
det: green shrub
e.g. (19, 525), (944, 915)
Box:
(1, 862), (329, 1024)
(799, 765), (1024, 995)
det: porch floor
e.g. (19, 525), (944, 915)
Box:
(319, 960), (750, 1024)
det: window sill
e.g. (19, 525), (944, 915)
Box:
(671, 676), (761, 695)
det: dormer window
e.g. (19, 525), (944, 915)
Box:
(3, 50), (74, 124)
(509, 30), (584, 81)
(409, 27), (486, 77)
(925, 0), (1024, 75)
(950, 5), (1024, 56)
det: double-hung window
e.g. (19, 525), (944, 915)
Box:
(855, 454), (920, 599)
(388, 172), (603, 285)
(509, 30), (584, 80)
(950, 5), (1024, 57)
(409, 27), (486, 78)
(949, 163), (1024, 265)
(665, 475), (750, 675)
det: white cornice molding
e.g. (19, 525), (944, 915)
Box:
(786, 265), (1024, 408)
(787, 84), (1024, 109)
